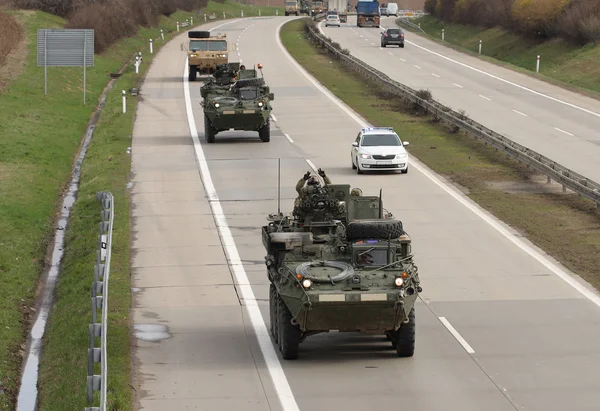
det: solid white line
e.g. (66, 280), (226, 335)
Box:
(414, 64), (421, 69)
(432, 73), (440, 78)
(512, 109), (528, 117)
(479, 94), (491, 101)
(284, 133), (294, 143)
(306, 159), (318, 173)
(453, 83), (463, 88)
(275, 20), (600, 311)
(555, 127), (574, 137)
(270, 114), (278, 122)
(405, 38), (600, 120)
(439, 317), (475, 354)
(183, 22), (300, 411)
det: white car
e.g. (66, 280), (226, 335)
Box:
(325, 14), (341, 27)
(351, 127), (409, 174)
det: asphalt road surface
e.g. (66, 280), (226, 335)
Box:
(321, 16), (600, 183)
(130, 16), (600, 411)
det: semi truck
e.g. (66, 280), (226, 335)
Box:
(328, 0), (348, 22)
(356, 0), (380, 27)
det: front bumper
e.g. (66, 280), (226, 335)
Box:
(359, 157), (407, 170)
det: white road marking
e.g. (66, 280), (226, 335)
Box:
(270, 114), (278, 122)
(555, 127), (574, 136)
(479, 94), (491, 101)
(306, 159), (318, 173)
(439, 317), (475, 354)
(453, 83), (463, 88)
(399, 57), (406, 62)
(405, 39), (600, 120)
(388, 51), (393, 56)
(512, 109), (528, 117)
(414, 64), (421, 69)
(284, 133), (294, 143)
(181, 21), (301, 411)
(432, 73), (440, 78)
(275, 20), (600, 311)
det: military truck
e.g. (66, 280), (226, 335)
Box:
(310, 0), (326, 15)
(262, 177), (422, 359)
(201, 63), (275, 143)
(285, 0), (300, 15)
(187, 31), (233, 81)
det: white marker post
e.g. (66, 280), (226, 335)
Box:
(418, 23), (421, 29)
(259, 9), (261, 16)
(276, 9), (278, 15)
(122, 90), (126, 113)
(191, 16), (193, 25)
(536, 55), (540, 73)
(149, 38), (153, 54)
(479, 39), (482, 54)
(442, 29), (445, 41)
(177, 21), (180, 31)
(223, 11), (226, 19)
(134, 55), (139, 73)
(204, 14), (207, 21)
(241, 10), (244, 17)
(160, 29), (164, 41)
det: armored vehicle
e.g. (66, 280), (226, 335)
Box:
(202, 64), (274, 143)
(262, 175), (422, 359)
(285, 0), (300, 15)
(187, 31), (233, 81)
(200, 62), (241, 100)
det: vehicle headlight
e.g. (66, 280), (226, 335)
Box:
(397, 153), (407, 158)
(394, 277), (404, 287)
(302, 279), (312, 288)
(190, 54), (197, 57)
(214, 103), (220, 107)
(360, 153), (371, 159)
(258, 102), (264, 107)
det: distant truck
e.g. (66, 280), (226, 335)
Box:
(187, 31), (232, 81)
(310, 0), (326, 15)
(328, 0), (348, 22)
(356, 0), (380, 27)
(284, 0), (300, 16)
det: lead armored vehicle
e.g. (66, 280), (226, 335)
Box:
(262, 175), (422, 359)
(201, 63), (274, 143)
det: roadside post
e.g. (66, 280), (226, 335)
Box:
(536, 55), (540, 73)
(479, 40), (482, 54)
(122, 90), (126, 114)
(149, 38), (153, 54)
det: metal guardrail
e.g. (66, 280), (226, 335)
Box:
(306, 24), (600, 207)
(85, 192), (114, 411)
(396, 16), (425, 32)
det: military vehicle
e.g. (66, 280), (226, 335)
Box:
(285, 0), (300, 15)
(262, 172), (422, 359)
(310, 0), (326, 15)
(187, 31), (233, 81)
(201, 63), (275, 143)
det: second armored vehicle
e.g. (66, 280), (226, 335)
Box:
(201, 64), (274, 143)
(262, 173), (422, 359)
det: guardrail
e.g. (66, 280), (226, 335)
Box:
(85, 192), (115, 411)
(396, 16), (425, 32)
(305, 23), (600, 208)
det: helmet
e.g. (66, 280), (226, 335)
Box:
(350, 188), (362, 196)
(307, 176), (319, 185)
(240, 64), (246, 70)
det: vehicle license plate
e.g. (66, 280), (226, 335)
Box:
(376, 160), (392, 165)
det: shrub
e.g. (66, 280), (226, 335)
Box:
(557, 0), (600, 44)
(0, 10), (24, 66)
(511, 0), (570, 38)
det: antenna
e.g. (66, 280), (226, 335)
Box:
(379, 188), (383, 218)
(277, 158), (281, 215)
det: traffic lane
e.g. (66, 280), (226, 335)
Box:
(131, 17), (283, 411)
(322, 18), (600, 180)
(200, 16), (528, 411)
(242, 16), (600, 411)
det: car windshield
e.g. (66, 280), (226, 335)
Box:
(189, 40), (227, 52)
(285, 1), (296, 5)
(388, 29), (401, 34)
(328, 15), (338, 19)
(361, 133), (401, 146)
(239, 88), (258, 100)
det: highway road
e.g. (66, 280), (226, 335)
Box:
(321, 16), (600, 183)
(130, 15), (600, 411)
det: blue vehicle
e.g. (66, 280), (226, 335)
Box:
(356, 0), (380, 27)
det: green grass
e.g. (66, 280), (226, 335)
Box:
(281, 18), (600, 291)
(205, 0), (283, 16)
(399, 15), (600, 98)
(0, 2), (257, 409)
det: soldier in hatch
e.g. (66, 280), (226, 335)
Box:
(350, 188), (362, 197)
(294, 169), (331, 209)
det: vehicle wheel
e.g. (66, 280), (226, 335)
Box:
(204, 114), (216, 143)
(356, 157), (363, 174)
(269, 284), (279, 344)
(382, 42), (386, 47)
(277, 295), (301, 359)
(296, 11), (299, 16)
(351, 156), (356, 169)
(285, 11), (288, 15)
(346, 218), (405, 241)
(188, 66), (197, 82)
(400, 43), (405, 48)
(401, 165), (408, 174)
(395, 307), (415, 357)
(259, 118), (271, 142)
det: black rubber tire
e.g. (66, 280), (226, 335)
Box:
(188, 30), (210, 38)
(277, 295), (301, 360)
(401, 165), (408, 174)
(400, 43), (405, 48)
(346, 219), (404, 241)
(269, 284), (279, 344)
(351, 155), (356, 169)
(395, 307), (415, 357)
(259, 117), (270, 142)
(356, 157), (363, 174)
(285, 11), (288, 15)
(189, 66), (197, 82)
(204, 114), (216, 143)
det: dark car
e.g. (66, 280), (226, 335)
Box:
(381, 27), (404, 48)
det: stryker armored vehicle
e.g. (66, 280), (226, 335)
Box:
(262, 174), (422, 359)
(201, 63), (274, 143)
(200, 62), (241, 100)
(187, 30), (233, 81)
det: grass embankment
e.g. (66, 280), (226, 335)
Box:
(281, 19), (600, 290)
(400, 15), (600, 98)
(0, 2), (263, 409)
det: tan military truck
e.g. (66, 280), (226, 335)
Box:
(285, 0), (300, 15)
(310, 0), (326, 15)
(186, 31), (235, 81)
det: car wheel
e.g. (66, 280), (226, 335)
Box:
(351, 155), (357, 169)
(401, 165), (408, 174)
(400, 43), (405, 48)
(356, 157), (363, 174)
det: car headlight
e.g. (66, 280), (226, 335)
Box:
(190, 54), (197, 57)
(394, 277), (403, 287)
(214, 103), (220, 107)
(302, 279), (312, 288)
(360, 153), (371, 159)
(258, 102), (264, 107)
(397, 153), (407, 158)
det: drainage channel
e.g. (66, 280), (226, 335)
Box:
(15, 54), (136, 411)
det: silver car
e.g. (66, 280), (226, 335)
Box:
(325, 14), (341, 27)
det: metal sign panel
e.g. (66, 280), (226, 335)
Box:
(37, 29), (94, 67)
